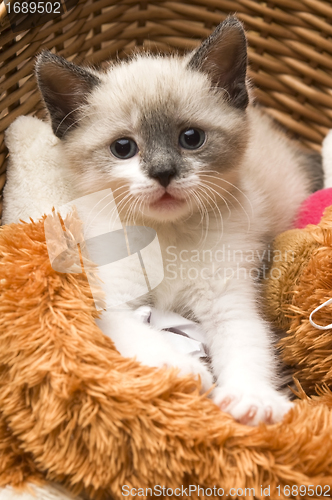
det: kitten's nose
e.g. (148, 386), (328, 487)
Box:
(150, 168), (176, 188)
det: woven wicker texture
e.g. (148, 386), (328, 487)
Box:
(0, 0), (332, 223)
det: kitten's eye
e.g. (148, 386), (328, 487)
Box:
(179, 128), (205, 150)
(110, 138), (137, 159)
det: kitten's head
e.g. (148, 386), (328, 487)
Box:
(36, 17), (250, 224)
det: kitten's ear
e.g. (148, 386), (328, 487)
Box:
(35, 51), (101, 138)
(188, 17), (248, 109)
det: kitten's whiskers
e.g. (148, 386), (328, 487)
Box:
(200, 172), (252, 231)
(196, 184), (224, 243)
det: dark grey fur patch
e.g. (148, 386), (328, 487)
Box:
(299, 150), (324, 193)
(188, 17), (248, 110)
(35, 51), (100, 139)
(139, 110), (191, 181)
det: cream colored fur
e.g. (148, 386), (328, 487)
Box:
(2, 116), (75, 225)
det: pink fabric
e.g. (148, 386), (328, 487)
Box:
(295, 188), (332, 229)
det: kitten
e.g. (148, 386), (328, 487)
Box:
(35, 17), (323, 425)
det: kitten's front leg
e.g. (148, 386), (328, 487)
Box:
(96, 309), (214, 392)
(193, 280), (293, 425)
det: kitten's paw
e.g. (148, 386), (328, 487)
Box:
(136, 349), (213, 392)
(212, 386), (293, 426)
(176, 355), (214, 393)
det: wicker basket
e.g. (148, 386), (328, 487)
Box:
(1, 0), (332, 225)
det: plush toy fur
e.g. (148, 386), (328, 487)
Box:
(2, 216), (332, 499)
(265, 206), (332, 395)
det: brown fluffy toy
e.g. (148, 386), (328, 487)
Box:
(2, 215), (332, 500)
(265, 205), (332, 395)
